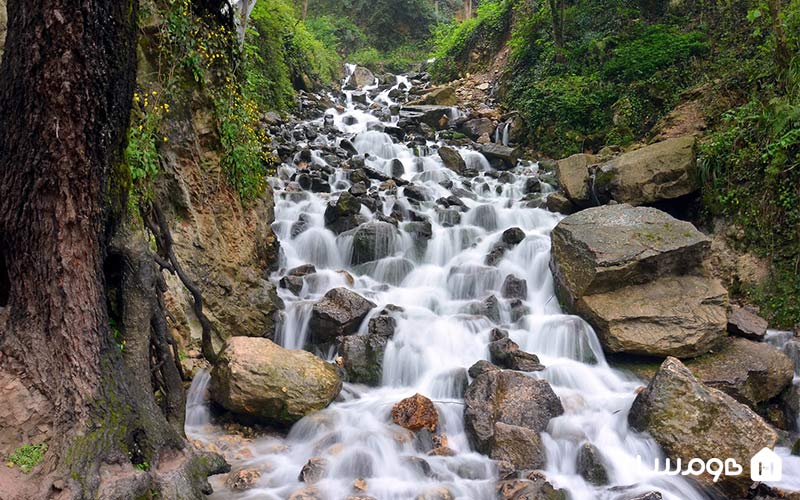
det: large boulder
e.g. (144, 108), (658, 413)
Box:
(401, 105), (454, 130)
(575, 275), (728, 358)
(629, 357), (778, 497)
(346, 66), (376, 90)
(489, 422), (546, 470)
(555, 154), (596, 207)
(336, 314), (396, 386)
(410, 86), (457, 106)
(551, 204), (711, 301)
(210, 337), (342, 426)
(308, 288), (376, 344)
(325, 192), (365, 235)
(346, 221), (399, 266)
(459, 118), (495, 141)
(480, 144), (520, 170)
(597, 137), (698, 205)
(438, 146), (467, 175)
(550, 204), (726, 358)
(685, 337), (794, 407)
(727, 305), (769, 341)
(464, 369), (563, 469)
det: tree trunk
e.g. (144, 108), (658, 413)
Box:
(767, 0), (791, 73)
(548, 0), (565, 62)
(0, 1), (218, 497)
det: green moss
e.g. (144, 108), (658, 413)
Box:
(8, 444), (47, 474)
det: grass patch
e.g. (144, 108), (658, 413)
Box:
(8, 444), (47, 474)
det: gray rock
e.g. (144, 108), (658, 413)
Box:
(464, 370), (563, 454)
(501, 275), (528, 300)
(628, 357), (777, 496)
(347, 221), (399, 266)
(325, 192), (365, 235)
(438, 146), (467, 175)
(727, 305), (769, 341)
(489, 422), (546, 471)
(576, 442), (609, 486)
(459, 118), (495, 141)
(480, 144), (521, 170)
(309, 288), (376, 344)
(555, 154), (596, 206)
(550, 204), (711, 300)
(545, 193), (577, 214)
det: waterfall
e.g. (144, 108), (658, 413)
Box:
(185, 66), (718, 500)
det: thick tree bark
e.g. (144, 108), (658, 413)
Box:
(548, 0), (565, 61)
(0, 1), (217, 498)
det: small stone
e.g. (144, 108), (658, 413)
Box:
(298, 458), (328, 484)
(225, 469), (261, 491)
(391, 393), (438, 432)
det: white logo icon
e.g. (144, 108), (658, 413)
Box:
(750, 447), (782, 482)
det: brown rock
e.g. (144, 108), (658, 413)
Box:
(489, 422), (546, 471)
(225, 469), (261, 491)
(727, 305), (768, 341)
(391, 393), (438, 432)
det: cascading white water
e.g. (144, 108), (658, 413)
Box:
(185, 69), (718, 500)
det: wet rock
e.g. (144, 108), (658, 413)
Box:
(210, 337), (342, 426)
(501, 275), (528, 300)
(309, 287), (376, 343)
(349, 182), (368, 197)
(288, 486), (321, 500)
(279, 275), (305, 295)
(437, 195), (467, 210)
(555, 153), (596, 207)
(551, 204), (711, 299)
(404, 456), (436, 478)
(392, 393), (438, 432)
(464, 370), (563, 454)
(622, 492), (662, 500)
(404, 184), (432, 202)
(480, 144), (520, 170)
(415, 487), (455, 500)
(325, 192), (365, 234)
(727, 305), (769, 341)
(489, 337), (544, 372)
(576, 442), (609, 486)
(628, 357), (778, 496)
(485, 244), (507, 267)
(497, 475), (567, 500)
(402, 105), (453, 130)
(502, 227), (526, 246)
(523, 177), (542, 195)
(336, 316), (396, 386)
(225, 468), (261, 491)
(468, 360), (500, 378)
(346, 66), (376, 90)
(351, 92), (368, 105)
(545, 192), (577, 214)
(685, 337), (794, 407)
(298, 458), (328, 483)
(438, 146), (467, 175)
(347, 221), (399, 266)
(459, 118), (495, 141)
(490, 422), (546, 471)
(599, 136), (698, 206)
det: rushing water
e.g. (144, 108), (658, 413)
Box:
(186, 68), (718, 500)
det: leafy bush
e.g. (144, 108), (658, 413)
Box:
(305, 15), (368, 56)
(430, 0), (513, 82)
(350, 44), (429, 74)
(699, 94), (800, 326)
(8, 444), (47, 474)
(603, 25), (707, 82)
(508, 74), (615, 154)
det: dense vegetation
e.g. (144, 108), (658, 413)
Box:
(431, 0), (800, 327)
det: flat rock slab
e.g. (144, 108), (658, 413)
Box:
(576, 275), (728, 358)
(550, 204), (711, 302)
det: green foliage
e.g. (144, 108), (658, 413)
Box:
(305, 15), (368, 56)
(430, 0), (513, 82)
(350, 44), (429, 74)
(246, 0), (342, 112)
(603, 25), (707, 82)
(699, 91), (800, 326)
(8, 444), (47, 474)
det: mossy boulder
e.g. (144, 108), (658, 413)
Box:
(629, 357), (777, 497)
(210, 337), (342, 426)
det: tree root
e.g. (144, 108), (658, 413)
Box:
(144, 203), (218, 364)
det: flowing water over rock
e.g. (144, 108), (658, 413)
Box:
(186, 67), (714, 500)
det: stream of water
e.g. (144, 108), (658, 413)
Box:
(185, 68), (728, 500)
